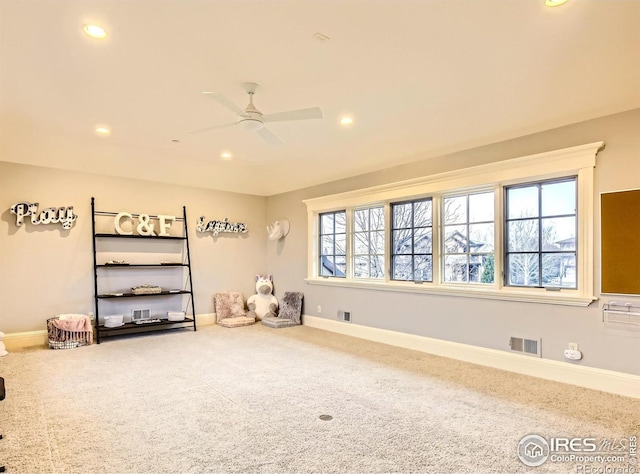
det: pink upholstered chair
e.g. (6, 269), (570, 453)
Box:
(214, 292), (256, 328)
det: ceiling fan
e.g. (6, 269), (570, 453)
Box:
(192, 82), (323, 144)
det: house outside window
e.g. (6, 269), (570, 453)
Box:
(443, 191), (495, 284)
(319, 210), (346, 277)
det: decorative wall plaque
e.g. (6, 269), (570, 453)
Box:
(197, 216), (247, 236)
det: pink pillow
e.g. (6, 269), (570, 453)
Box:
(214, 292), (246, 320)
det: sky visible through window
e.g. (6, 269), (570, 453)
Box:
(506, 178), (577, 288)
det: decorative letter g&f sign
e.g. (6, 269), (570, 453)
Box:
(10, 202), (78, 229)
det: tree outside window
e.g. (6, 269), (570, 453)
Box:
(391, 199), (433, 281)
(443, 191), (495, 284)
(505, 178), (577, 288)
(319, 210), (346, 277)
(353, 206), (385, 279)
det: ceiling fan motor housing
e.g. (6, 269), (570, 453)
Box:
(238, 113), (264, 131)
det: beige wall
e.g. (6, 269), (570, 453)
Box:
(0, 163), (267, 333)
(266, 108), (640, 375)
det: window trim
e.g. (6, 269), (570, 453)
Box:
(304, 142), (603, 306)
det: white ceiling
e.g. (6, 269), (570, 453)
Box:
(1, 1), (638, 196)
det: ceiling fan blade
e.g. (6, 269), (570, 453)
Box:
(189, 122), (237, 134)
(202, 92), (245, 116)
(256, 126), (285, 144)
(262, 107), (323, 123)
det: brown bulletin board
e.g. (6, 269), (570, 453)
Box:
(601, 189), (640, 294)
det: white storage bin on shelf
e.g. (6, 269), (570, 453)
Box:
(167, 311), (186, 321)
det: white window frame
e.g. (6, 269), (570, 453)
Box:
(304, 142), (603, 306)
(441, 190), (496, 285)
(352, 205), (386, 280)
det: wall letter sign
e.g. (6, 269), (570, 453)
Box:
(114, 212), (176, 236)
(10, 201), (78, 229)
(197, 216), (247, 236)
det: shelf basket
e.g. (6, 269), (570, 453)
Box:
(131, 286), (162, 295)
(47, 316), (93, 350)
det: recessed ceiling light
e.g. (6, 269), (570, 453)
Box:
(220, 152), (233, 160)
(545, 0), (569, 6)
(83, 24), (108, 39)
(95, 126), (110, 136)
(340, 117), (354, 126)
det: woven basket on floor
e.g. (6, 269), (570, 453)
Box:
(46, 317), (92, 350)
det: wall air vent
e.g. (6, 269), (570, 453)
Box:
(509, 337), (541, 357)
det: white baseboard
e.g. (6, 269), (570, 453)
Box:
(303, 315), (640, 399)
(196, 313), (216, 327)
(3, 313), (218, 352)
(3, 330), (48, 351)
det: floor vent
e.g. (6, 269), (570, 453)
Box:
(509, 337), (541, 356)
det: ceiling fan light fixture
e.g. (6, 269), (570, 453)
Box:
(198, 82), (320, 144)
(239, 118), (264, 132)
(545, 0), (569, 6)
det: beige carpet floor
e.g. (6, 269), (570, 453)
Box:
(0, 324), (638, 474)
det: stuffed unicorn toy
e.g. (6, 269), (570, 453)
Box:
(247, 275), (278, 320)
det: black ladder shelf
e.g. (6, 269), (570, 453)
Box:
(91, 197), (197, 343)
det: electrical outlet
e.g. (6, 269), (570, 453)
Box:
(343, 311), (351, 322)
(568, 342), (579, 351)
(317, 305), (322, 313)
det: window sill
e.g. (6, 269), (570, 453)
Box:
(305, 277), (597, 307)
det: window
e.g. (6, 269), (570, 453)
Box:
(443, 191), (495, 284)
(391, 199), (433, 281)
(305, 142), (601, 306)
(505, 178), (577, 288)
(353, 206), (385, 279)
(319, 211), (346, 277)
